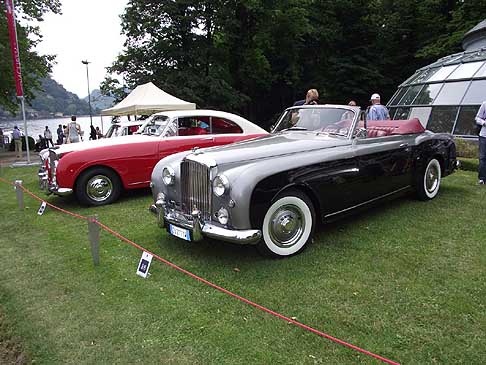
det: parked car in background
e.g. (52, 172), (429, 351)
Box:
(104, 120), (143, 138)
(150, 104), (458, 257)
(38, 110), (267, 206)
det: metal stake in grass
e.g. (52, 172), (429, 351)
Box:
(14, 180), (24, 210)
(88, 215), (100, 266)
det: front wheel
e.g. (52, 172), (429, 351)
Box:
(75, 167), (121, 206)
(257, 190), (315, 258)
(415, 158), (441, 201)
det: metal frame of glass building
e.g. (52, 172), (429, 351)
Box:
(387, 19), (486, 138)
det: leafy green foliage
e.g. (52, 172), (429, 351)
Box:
(104, 1), (486, 124)
(0, 0), (61, 113)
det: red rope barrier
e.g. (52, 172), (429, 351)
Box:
(0, 177), (400, 365)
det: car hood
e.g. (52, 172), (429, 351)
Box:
(45, 135), (158, 155)
(191, 132), (351, 165)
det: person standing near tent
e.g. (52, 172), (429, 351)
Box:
(67, 115), (82, 143)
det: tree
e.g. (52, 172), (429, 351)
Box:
(105, 0), (483, 125)
(0, 0), (61, 113)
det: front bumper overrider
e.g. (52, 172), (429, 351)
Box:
(38, 168), (73, 196)
(149, 203), (262, 245)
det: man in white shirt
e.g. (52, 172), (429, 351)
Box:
(475, 101), (486, 184)
(44, 126), (54, 147)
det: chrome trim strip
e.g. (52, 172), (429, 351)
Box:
(324, 186), (411, 218)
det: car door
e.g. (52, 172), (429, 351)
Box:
(352, 134), (414, 200)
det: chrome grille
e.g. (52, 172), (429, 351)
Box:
(48, 150), (58, 183)
(181, 160), (211, 220)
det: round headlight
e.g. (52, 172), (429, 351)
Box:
(213, 175), (229, 197)
(217, 207), (229, 225)
(162, 167), (175, 185)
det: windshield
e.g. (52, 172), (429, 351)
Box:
(273, 107), (356, 136)
(138, 116), (171, 136)
(104, 124), (120, 138)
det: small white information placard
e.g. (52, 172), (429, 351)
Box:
(136, 252), (153, 278)
(37, 201), (47, 215)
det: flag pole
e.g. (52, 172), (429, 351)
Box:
(20, 96), (31, 163)
(6, 0), (31, 163)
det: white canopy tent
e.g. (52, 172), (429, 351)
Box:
(101, 82), (196, 116)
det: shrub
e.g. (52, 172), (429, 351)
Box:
(458, 157), (479, 172)
(455, 138), (478, 158)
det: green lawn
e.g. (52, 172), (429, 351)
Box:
(0, 166), (485, 364)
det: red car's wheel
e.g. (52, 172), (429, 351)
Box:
(75, 167), (121, 206)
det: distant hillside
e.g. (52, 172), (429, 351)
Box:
(84, 89), (115, 111)
(0, 76), (92, 119)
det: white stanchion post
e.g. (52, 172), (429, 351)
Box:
(14, 179), (23, 209)
(88, 215), (100, 266)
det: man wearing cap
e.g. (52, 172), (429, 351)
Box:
(367, 93), (390, 121)
(476, 100), (486, 185)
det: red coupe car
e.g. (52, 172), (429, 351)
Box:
(38, 110), (267, 206)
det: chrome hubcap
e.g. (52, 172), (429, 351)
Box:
(425, 163), (439, 193)
(86, 175), (113, 202)
(269, 204), (305, 248)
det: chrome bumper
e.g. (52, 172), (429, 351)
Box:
(149, 204), (262, 245)
(37, 169), (73, 196)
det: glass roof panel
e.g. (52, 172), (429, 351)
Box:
(409, 107), (432, 127)
(388, 87), (408, 105)
(413, 67), (439, 83)
(394, 107), (410, 120)
(413, 83), (443, 105)
(454, 106), (482, 136)
(428, 65), (459, 82)
(474, 63), (486, 78)
(462, 80), (486, 104)
(433, 81), (469, 105)
(426, 106), (458, 133)
(447, 62), (483, 80)
(400, 85), (423, 105)
(402, 71), (421, 86)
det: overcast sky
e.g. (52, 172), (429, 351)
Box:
(34, 0), (128, 98)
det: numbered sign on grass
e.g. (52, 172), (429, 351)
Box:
(37, 201), (47, 215)
(136, 252), (153, 278)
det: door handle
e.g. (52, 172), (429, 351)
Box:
(202, 137), (215, 141)
(399, 143), (409, 148)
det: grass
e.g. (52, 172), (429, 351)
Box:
(0, 165), (485, 364)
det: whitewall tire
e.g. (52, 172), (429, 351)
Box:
(258, 191), (315, 257)
(416, 158), (441, 200)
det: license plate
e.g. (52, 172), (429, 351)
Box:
(169, 224), (191, 241)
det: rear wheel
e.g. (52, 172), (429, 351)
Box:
(257, 190), (315, 258)
(75, 167), (121, 206)
(415, 158), (441, 200)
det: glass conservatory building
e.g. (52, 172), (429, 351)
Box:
(387, 19), (486, 138)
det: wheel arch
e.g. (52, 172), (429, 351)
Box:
(250, 179), (321, 229)
(74, 164), (125, 191)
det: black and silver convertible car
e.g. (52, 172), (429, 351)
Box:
(150, 105), (458, 257)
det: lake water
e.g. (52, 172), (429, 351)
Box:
(0, 115), (113, 140)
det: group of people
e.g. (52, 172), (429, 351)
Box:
(35, 115), (103, 151)
(293, 89), (390, 121)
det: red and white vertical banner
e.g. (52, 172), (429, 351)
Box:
(5, 0), (24, 97)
